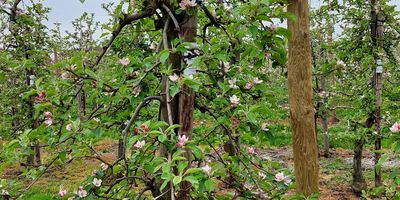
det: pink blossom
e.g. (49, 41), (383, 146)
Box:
(275, 172), (291, 185)
(176, 135), (189, 148)
(248, 147), (256, 155)
(245, 82), (253, 90)
(44, 112), (53, 126)
(265, 52), (271, 60)
(201, 164), (212, 175)
(92, 170), (97, 176)
(59, 189), (67, 197)
(134, 140), (145, 149)
(390, 122), (400, 133)
(269, 24), (278, 31)
(275, 172), (286, 182)
(319, 91), (327, 98)
(34, 91), (47, 103)
(230, 95), (240, 108)
(134, 128), (141, 135)
(141, 123), (149, 132)
(179, 0), (197, 10)
(230, 117), (240, 129)
(77, 186), (87, 198)
(119, 58), (130, 66)
(100, 163), (108, 171)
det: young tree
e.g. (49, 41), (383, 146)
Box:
(287, 0), (319, 196)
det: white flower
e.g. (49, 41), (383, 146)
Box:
(77, 186), (87, 198)
(284, 177), (292, 185)
(134, 140), (145, 149)
(261, 123), (269, 131)
(61, 72), (71, 80)
(1, 189), (9, 195)
(44, 118), (53, 126)
(229, 95), (240, 107)
(201, 164), (212, 175)
(223, 62), (230, 73)
(70, 64), (77, 71)
(275, 172), (286, 182)
(228, 78), (238, 89)
(258, 172), (266, 179)
(93, 178), (102, 187)
(66, 123), (73, 131)
(119, 58), (130, 66)
(68, 198), (75, 200)
(93, 117), (101, 123)
(101, 163), (108, 171)
(254, 77), (263, 84)
(248, 147), (256, 155)
(132, 86), (141, 97)
(169, 73), (180, 82)
(337, 60), (346, 67)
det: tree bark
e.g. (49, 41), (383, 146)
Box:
(287, 0), (319, 196)
(352, 139), (367, 194)
(320, 75), (330, 157)
(177, 11), (197, 200)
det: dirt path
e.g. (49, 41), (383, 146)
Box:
(259, 147), (400, 200)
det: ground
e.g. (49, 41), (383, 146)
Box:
(1, 139), (398, 199)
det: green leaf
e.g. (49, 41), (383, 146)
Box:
(159, 50), (170, 64)
(165, 124), (181, 133)
(173, 175), (182, 185)
(170, 85), (180, 97)
(204, 179), (215, 192)
(58, 151), (67, 162)
(184, 176), (199, 189)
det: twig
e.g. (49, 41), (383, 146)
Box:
(93, 8), (156, 67)
(161, 4), (181, 38)
(134, 187), (150, 200)
(121, 96), (163, 158)
(154, 188), (171, 200)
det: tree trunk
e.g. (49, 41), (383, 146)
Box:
(370, 0), (384, 187)
(320, 75), (330, 157)
(287, 0), (319, 196)
(176, 10), (197, 200)
(352, 139), (367, 194)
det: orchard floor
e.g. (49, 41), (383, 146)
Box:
(1, 139), (398, 199)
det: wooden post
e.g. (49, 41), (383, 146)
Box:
(287, 0), (319, 196)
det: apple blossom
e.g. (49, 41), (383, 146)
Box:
(269, 24), (278, 31)
(132, 86), (141, 97)
(245, 82), (253, 90)
(176, 135), (189, 148)
(201, 164), (212, 175)
(134, 128), (141, 135)
(337, 60), (346, 67)
(119, 58), (130, 66)
(141, 123), (149, 132)
(77, 186), (87, 198)
(134, 140), (145, 149)
(265, 52), (271, 60)
(248, 147), (256, 155)
(93, 178), (102, 187)
(34, 91), (46, 103)
(275, 172), (286, 182)
(179, 0), (197, 10)
(66, 123), (73, 131)
(390, 122), (400, 133)
(92, 170), (97, 176)
(261, 123), (269, 131)
(228, 78), (238, 89)
(100, 163), (108, 171)
(59, 189), (67, 197)
(230, 95), (240, 108)
(169, 73), (180, 82)
(61, 72), (71, 80)
(223, 62), (230, 73)
(258, 172), (267, 179)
